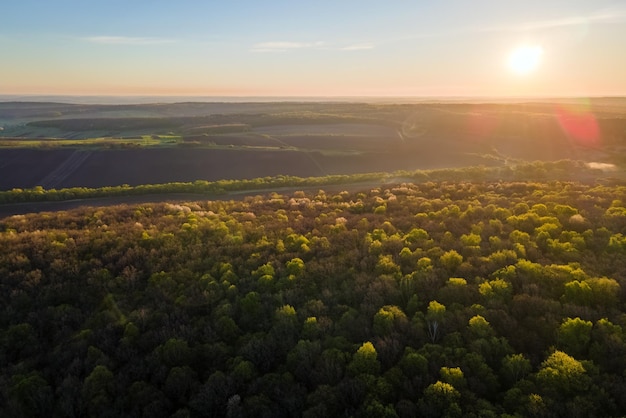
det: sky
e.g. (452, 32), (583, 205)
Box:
(2, 0), (626, 98)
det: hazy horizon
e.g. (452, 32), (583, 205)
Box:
(2, 94), (625, 106)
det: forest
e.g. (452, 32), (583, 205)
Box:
(2, 177), (626, 417)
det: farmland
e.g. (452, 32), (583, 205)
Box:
(2, 99), (626, 192)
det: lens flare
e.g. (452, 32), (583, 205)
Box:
(555, 103), (600, 146)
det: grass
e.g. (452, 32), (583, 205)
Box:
(0, 134), (183, 149)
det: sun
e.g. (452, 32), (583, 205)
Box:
(508, 45), (543, 75)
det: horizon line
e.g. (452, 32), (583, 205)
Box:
(2, 93), (625, 101)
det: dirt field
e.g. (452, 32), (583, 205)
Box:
(0, 145), (503, 190)
(2, 148), (267, 189)
(0, 134), (592, 190)
(0, 149), (81, 189)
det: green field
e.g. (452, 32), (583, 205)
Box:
(0, 134), (182, 149)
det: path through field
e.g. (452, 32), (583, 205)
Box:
(38, 150), (92, 189)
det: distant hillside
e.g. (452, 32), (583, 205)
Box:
(1, 100), (625, 190)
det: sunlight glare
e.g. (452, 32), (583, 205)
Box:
(508, 45), (543, 75)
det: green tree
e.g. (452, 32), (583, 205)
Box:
(478, 278), (512, 305)
(348, 342), (381, 376)
(239, 291), (263, 330)
(468, 315), (494, 339)
(375, 254), (402, 277)
(287, 339), (321, 386)
(587, 277), (620, 308)
(302, 316), (321, 340)
(373, 305), (408, 336)
(286, 257), (306, 279)
(160, 338), (192, 367)
(440, 367), (466, 390)
(404, 227), (431, 247)
(440, 250), (463, 273)
(360, 398), (399, 418)
(215, 315), (241, 344)
(536, 351), (589, 397)
(500, 354), (531, 386)
(82, 365), (115, 416)
(399, 348), (428, 378)
(421, 381), (462, 417)
(562, 280), (592, 306)
(253, 262), (276, 291)
(271, 305), (300, 355)
(558, 317), (592, 358)
(589, 318), (626, 371)
(8, 373), (53, 417)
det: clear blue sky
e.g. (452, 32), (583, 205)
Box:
(2, 0), (625, 97)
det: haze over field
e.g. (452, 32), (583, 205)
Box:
(2, 0), (626, 98)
